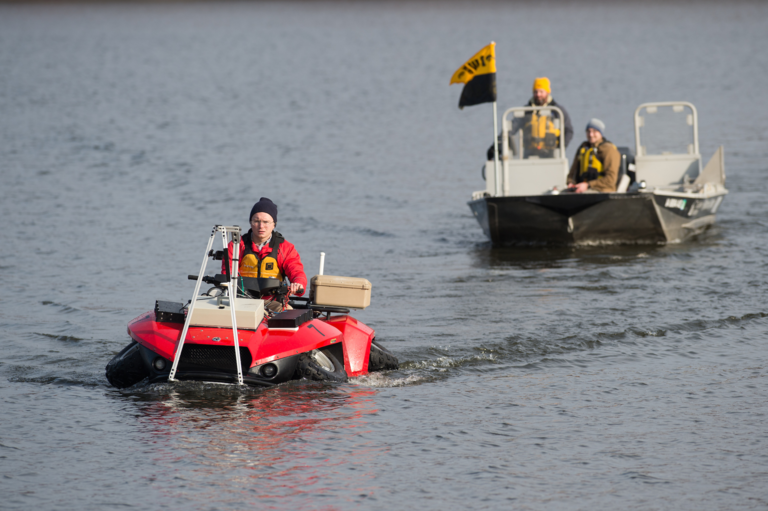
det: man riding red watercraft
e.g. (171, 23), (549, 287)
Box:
(105, 209), (398, 389)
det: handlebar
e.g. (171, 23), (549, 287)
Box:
(188, 274), (221, 284)
(189, 274), (292, 299)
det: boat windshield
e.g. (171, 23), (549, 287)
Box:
(636, 103), (697, 156)
(503, 106), (566, 160)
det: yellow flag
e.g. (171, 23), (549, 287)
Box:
(450, 42), (496, 85)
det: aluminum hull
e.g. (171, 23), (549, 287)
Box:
(468, 191), (725, 246)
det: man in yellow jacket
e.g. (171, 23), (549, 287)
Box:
(567, 119), (620, 193)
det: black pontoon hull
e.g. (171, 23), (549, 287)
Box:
(469, 192), (724, 246)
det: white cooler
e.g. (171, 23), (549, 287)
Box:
(310, 275), (371, 309)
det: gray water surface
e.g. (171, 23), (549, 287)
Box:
(1, 2), (767, 509)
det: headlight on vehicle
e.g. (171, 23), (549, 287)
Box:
(260, 363), (277, 378)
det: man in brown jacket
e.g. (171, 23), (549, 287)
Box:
(567, 119), (620, 193)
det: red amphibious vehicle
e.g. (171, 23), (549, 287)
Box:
(105, 225), (398, 388)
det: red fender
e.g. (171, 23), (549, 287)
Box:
(323, 315), (375, 377)
(127, 312), (182, 361)
(251, 319), (343, 366)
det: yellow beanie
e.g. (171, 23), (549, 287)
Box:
(533, 77), (551, 93)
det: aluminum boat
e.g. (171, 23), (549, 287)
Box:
(469, 102), (727, 245)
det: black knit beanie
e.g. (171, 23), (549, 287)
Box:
(249, 197), (278, 223)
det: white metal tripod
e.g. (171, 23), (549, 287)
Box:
(168, 225), (245, 385)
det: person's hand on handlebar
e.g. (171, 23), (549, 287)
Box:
(289, 283), (304, 295)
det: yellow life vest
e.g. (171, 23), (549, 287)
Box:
(526, 111), (561, 150)
(577, 142), (608, 183)
(239, 231), (284, 281)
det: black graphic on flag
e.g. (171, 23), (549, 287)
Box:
(450, 43), (497, 110)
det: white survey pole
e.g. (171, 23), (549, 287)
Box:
(493, 101), (501, 196)
(318, 252), (325, 276)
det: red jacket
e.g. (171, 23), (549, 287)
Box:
(224, 235), (307, 296)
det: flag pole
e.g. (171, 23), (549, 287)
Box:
(492, 101), (501, 196)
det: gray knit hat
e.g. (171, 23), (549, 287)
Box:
(586, 118), (605, 135)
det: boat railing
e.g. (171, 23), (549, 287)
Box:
(484, 105), (569, 197)
(634, 102), (702, 190)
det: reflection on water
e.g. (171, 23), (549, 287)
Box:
(474, 244), (662, 269)
(131, 382), (381, 503)
(471, 227), (725, 270)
